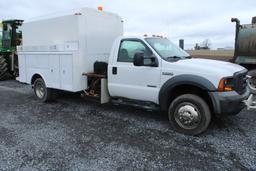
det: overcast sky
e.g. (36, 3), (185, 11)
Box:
(1, 0), (255, 49)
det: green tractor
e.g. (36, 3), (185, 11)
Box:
(0, 19), (23, 80)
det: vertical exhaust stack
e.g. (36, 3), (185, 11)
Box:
(179, 39), (184, 50)
(231, 18), (241, 60)
(252, 16), (256, 24)
(231, 18), (240, 27)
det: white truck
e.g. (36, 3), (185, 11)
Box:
(17, 7), (250, 135)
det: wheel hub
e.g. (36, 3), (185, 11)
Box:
(175, 104), (201, 130)
(35, 83), (45, 99)
(248, 76), (256, 90)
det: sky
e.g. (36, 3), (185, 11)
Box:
(0, 0), (255, 49)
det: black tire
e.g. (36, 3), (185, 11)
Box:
(248, 70), (256, 94)
(33, 78), (56, 102)
(0, 56), (9, 80)
(168, 94), (211, 135)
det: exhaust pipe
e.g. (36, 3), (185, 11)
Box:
(231, 18), (241, 61)
(231, 18), (240, 26)
(252, 16), (256, 24)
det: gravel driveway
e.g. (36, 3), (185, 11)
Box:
(0, 80), (255, 171)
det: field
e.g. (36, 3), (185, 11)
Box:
(186, 50), (234, 61)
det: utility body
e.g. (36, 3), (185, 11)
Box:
(18, 8), (250, 135)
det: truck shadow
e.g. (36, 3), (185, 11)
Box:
(55, 91), (246, 136)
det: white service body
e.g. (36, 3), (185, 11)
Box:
(18, 8), (123, 92)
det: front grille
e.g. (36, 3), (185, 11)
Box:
(233, 69), (248, 94)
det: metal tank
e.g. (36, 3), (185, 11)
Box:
(232, 17), (256, 94)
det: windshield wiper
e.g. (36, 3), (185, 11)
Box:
(166, 56), (182, 61)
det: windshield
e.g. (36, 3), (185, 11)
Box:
(145, 38), (190, 61)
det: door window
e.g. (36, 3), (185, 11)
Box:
(117, 40), (152, 63)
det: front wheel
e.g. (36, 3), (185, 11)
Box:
(248, 70), (256, 94)
(168, 94), (211, 135)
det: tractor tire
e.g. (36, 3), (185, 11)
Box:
(248, 69), (256, 95)
(0, 56), (9, 80)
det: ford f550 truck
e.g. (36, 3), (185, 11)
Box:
(17, 7), (250, 135)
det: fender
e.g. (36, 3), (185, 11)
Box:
(159, 74), (218, 111)
(30, 73), (46, 86)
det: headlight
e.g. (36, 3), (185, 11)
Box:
(218, 77), (234, 92)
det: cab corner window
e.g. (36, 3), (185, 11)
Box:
(117, 40), (152, 63)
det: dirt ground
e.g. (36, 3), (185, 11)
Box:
(0, 80), (255, 170)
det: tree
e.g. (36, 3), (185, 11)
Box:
(194, 39), (211, 50)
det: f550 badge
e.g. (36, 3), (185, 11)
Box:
(162, 72), (174, 76)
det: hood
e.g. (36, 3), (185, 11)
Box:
(175, 58), (246, 77)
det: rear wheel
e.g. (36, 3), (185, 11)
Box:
(33, 78), (56, 102)
(168, 94), (211, 135)
(0, 56), (9, 80)
(248, 70), (256, 94)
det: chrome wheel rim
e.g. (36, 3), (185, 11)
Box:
(248, 76), (256, 91)
(35, 82), (45, 99)
(174, 103), (201, 130)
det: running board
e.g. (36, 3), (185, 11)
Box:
(244, 94), (256, 110)
(112, 98), (160, 111)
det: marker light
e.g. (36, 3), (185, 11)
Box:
(98, 6), (103, 11)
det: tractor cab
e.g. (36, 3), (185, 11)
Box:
(0, 19), (23, 52)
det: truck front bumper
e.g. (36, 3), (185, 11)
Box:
(209, 88), (250, 116)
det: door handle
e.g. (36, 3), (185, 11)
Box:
(112, 67), (117, 75)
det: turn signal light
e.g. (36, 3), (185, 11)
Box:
(218, 78), (234, 92)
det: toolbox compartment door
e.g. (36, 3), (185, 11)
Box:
(60, 54), (73, 90)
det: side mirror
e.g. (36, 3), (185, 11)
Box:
(133, 52), (159, 67)
(133, 52), (144, 66)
